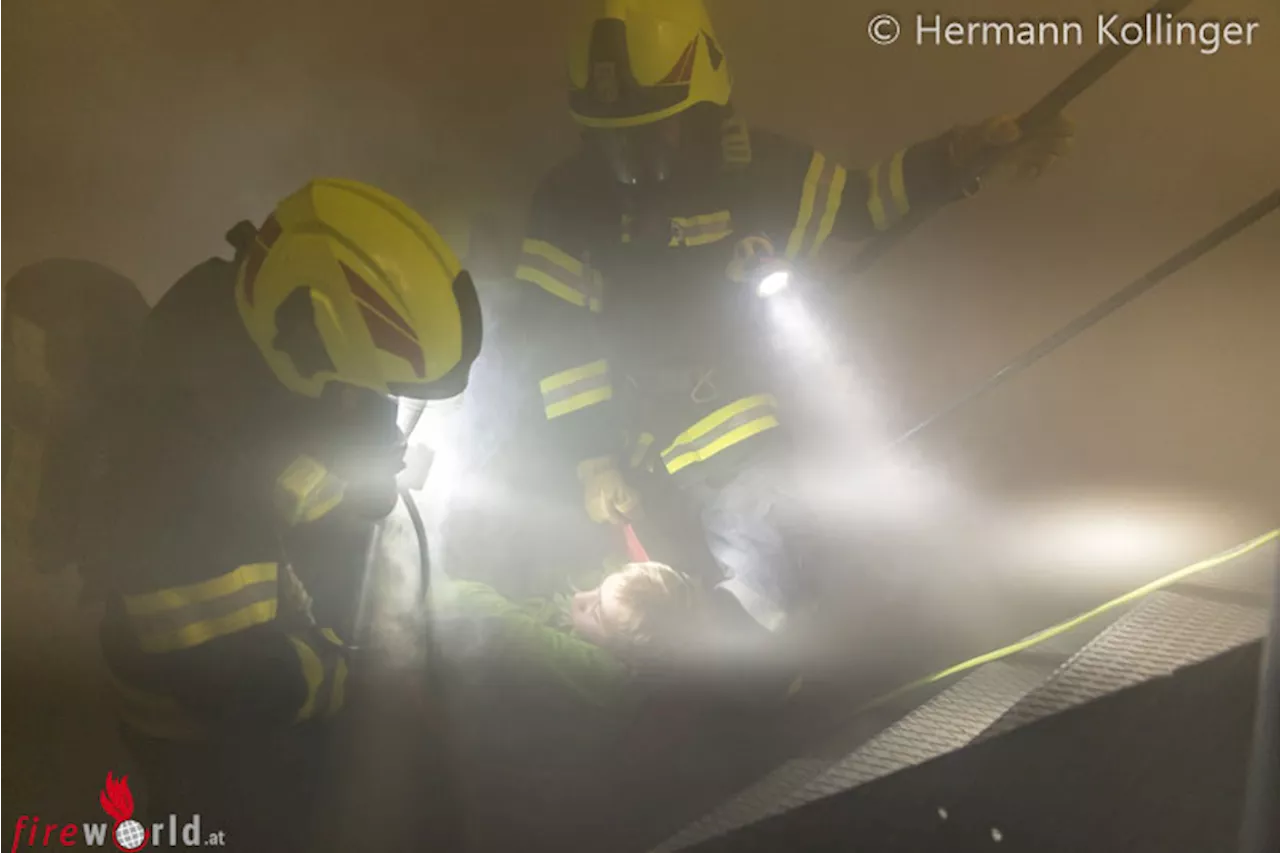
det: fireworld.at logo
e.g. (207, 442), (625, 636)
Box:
(9, 773), (226, 851)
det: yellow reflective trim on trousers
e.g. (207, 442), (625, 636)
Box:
(516, 239), (602, 312)
(541, 359), (613, 420)
(785, 152), (826, 260)
(809, 162), (848, 259)
(661, 394), (780, 474)
(124, 563), (279, 654)
(670, 211), (734, 247)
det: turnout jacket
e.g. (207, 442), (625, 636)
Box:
(517, 119), (967, 482)
(99, 252), (399, 739)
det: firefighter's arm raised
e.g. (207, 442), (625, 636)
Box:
(757, 114), (1073, 263)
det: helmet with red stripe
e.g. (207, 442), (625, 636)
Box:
(235, 179), (481, 400)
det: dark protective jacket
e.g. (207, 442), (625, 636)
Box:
(516, 119), (966, 483)
(98, 248), (400, 740)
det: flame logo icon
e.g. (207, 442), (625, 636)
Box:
(99, 773), (149, 851)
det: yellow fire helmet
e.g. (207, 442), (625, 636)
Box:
(568, 0), (733, 129)
(235, 179), (482, 400)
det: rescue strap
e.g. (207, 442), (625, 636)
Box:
(850, 0), (1198, 274)
(854, 528), (1279, 715)
(889, 188), (1280, 449)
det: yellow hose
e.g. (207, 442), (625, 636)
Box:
(856, 528), (1280, 714)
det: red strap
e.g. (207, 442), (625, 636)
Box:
(623, 523), (650, 563)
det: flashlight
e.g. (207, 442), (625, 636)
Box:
(757, 269), (791, 298)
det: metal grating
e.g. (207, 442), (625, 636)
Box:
(655, 659), (1051, 850)
(983, 589), (1269, 739)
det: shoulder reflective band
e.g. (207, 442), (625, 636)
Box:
(661, 394), (780, 475)
(108, 672), (207, 741)
(275, 455), (345, 526)
(289, 628), (348, 721)
(785, 151), (848, 261)
(540, 359), (613, 420)
(516, 239), (604, 312)
(123, 562), (279, 654)
(670, 211), (734, 247)
(866, 148), (909, 232)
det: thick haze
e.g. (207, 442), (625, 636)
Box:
(4, 0), (1278, 834)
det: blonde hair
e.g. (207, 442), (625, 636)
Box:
(603, 561), (701, 650)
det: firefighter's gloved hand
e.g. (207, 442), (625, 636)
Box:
(950, 112), (1074, 185)
(578, 456), (642, 525)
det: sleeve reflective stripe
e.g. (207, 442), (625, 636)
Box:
(785, 152), (848, 261)
(275, 456), (345, 526)
(661, 394), (780, 475)
(123, 562), (279, 654)
(866, 148), (910, 232)
(515, 238), (603, 312)
(289, 628), (348, 721)
(670, 211), (734, 247)
(540, 359), (613, 420)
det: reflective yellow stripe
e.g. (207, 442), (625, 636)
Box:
(670, 211), (734, 247)
(786, 152), (848, 260)
(289, 628), (348, 721)
(275, 456), (345, 526)
(867, 148), (910, 233)
(540, 359), (613, 419)
(515, 238), (603, 312)
(810, 163), (848, 259)
(124, 563), (279, 654)
(661, 395), (780, 475)
(785, 152), (825, 259)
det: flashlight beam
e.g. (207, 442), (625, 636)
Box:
(889, 190), (1280, 449)
(848, 0), (1196, 276)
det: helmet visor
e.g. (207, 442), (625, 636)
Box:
(584, 119), (682, 187)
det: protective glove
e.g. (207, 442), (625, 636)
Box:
(577, 456), (642, 525)
(949, 112), (1075, 185)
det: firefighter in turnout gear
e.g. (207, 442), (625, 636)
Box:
(97, 179), (481, 851)
(517, 0), (1073, 635)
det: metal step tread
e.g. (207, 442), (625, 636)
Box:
(982, 587), (1269, 739)
(655, 658), (1053, 851)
